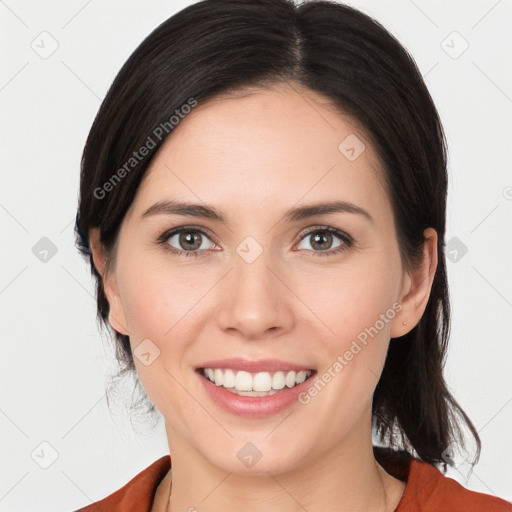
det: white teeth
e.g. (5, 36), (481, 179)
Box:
(201, 368), (313, 392)
(272, 371), (285, 390)
(253, 372), (272, 391)
(285, 371), (296, 388)
(223, 369), (236, 388)
(214, 369), (224, 386)
(295, 370), (308, 385)
(235, 371), (253, 391)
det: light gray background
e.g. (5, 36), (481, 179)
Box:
(1, 0), (511, 510)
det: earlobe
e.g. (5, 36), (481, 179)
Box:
(88, 228), (130, 336)
(390, 228), (438, 338)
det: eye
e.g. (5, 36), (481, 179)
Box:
(157, 225), (353, 258)
(296, 227), (352, 256)
(158, 227), (218, 258)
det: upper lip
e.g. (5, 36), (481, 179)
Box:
(196, 357), (315, 373)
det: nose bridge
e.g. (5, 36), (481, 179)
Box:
(233, 248), (273, 300)
(216, 237), (293, 337)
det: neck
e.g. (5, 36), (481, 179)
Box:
(162, 418), (405, 512)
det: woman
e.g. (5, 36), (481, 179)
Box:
(74, 0), (511, 510)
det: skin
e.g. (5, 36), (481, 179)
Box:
(90, 83), (438, 512)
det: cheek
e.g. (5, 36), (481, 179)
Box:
(118, 262), (202, 416)
(116, 258), (211, 399)
(117, 256), (204, 340)
(291, 283), (400, 453)
(298, 259), (401, 350)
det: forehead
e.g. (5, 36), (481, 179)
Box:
(128, 85), (390, 225)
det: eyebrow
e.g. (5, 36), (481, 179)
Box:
(141, 199), (373, 224)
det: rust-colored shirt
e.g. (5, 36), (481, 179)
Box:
(74, 450), (511, 511)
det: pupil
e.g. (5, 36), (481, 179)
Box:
(313, 232), (331, 250)
(181, 232), (200, 250)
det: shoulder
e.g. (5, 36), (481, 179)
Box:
(397, 458), (512, 512)
(73, 455), (171, 512)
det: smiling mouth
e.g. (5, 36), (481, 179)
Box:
(197, 367), (317, 397)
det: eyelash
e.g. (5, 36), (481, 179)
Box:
(157, 225), (353, 259)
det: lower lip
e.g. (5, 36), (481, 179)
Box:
(196, 370), (316, 417)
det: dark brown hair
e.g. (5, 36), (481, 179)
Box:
(75, 0), (480, 469)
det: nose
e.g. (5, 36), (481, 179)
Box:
(216, 250), (295, 340)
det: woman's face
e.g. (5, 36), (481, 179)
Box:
(98, 84), (431, 475)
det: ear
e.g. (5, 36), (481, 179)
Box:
(88, 228), (129, 336)
(390, 227), (438, 338)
